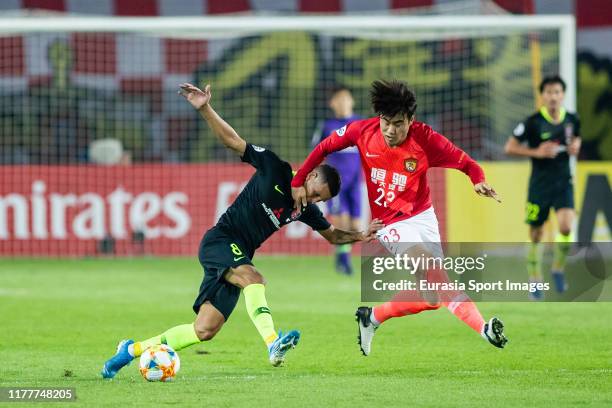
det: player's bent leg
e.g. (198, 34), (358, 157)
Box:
(225, 265), (300, 366)
(102, 319), (209, 379)
(225, 265), (273, 346)
(224, 264), (266, 288)
(359, 230), (440, 355)
(132, 322), (204, 359)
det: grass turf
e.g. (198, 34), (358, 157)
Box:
(1, 256), (612, 407)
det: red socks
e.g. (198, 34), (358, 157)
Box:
(371, 268), (485, 335)
(443, 294), (485, 334)
(372, 291), (440, 325)
(428, 268), (486, 334)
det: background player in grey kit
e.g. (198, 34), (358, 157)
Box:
(312, 86), (363, 275)
(504, 75), (581, 299)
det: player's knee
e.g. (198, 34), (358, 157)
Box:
(194, 321), (222, 341)
(195, 328), (216, 341)
(225, 265), (266, 288)
(530, 227), (543, 243)
(247, 271), (266, 285)
(237, 265), (266, 286)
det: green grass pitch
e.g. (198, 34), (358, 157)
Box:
(2, 256), (612, 407)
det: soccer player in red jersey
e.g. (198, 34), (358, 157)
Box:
(291, 80), (508, 355)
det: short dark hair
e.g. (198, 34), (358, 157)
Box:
(539, 75), (566, 93)
(328, 84), (351, 101)
(370, 79), (417, 119)
(316, 164), (341, 198)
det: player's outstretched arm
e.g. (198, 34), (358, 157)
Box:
(425, 129), (501, 203)
(318, 219), (384, 244)
(179, 83), (246, 155)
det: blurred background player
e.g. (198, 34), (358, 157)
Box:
(312, 85), (363, 275)
(504, 75), (581, 299)
(292, 79), (507, 356)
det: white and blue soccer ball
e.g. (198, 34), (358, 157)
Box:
(139, 344), (180, 382)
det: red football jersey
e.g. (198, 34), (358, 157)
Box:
(292, 117), (485, 225)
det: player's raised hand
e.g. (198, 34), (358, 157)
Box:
(178, 83), (211, 110)
(534, 141), (558, 159)
(291, 186), (307, 214)
(474, 182), (501, 203)
(362, 218), (385, 242)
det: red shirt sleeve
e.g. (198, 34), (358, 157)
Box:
(422, 125), (485, 185)
(291, 121), (361, 187)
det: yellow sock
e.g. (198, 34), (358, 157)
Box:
(243, 284), (278, 346)
(527, 242), (543, 281)
(552, 232), (572, 271)
(133, 323), (200, 357)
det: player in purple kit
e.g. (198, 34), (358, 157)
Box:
(312, 86), (363, 275)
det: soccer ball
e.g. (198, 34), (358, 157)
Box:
(139, 345), (180, 382)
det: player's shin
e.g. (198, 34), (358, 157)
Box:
(336, 243), (352, 256)
(552, 232), (571, 292)
(132, 324), (200, 357)
(372, 290), (441, 325)
(552, 232), (571, 271)
(243, 283), (278, 346)
(443, 294), (486, 335)
(527, 242), (543, 282)
(429, 268), (486, 335)
(336, 243), (353, 274)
